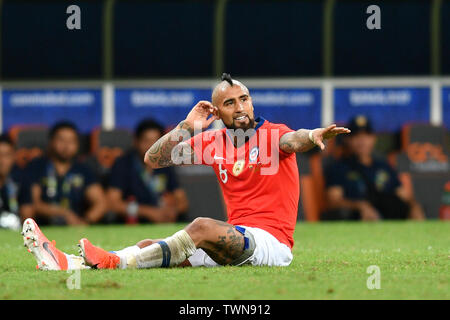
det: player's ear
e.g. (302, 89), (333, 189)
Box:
(212, 105), (219, 117)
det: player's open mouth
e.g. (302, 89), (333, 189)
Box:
(234, 115), (248, 123)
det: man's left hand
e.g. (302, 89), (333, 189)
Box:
(310, 124), (351, 150)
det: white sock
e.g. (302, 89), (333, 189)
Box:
(120, 230), (196, 269)
(114, 245), (141, 269)
(113, 245), (140, 257)
(65, 254), (89, 270)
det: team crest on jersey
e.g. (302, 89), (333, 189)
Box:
(249, 146), (259, 163)
(232, 160), (245, 176)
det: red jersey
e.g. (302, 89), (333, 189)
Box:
(186, 117), (299, 248)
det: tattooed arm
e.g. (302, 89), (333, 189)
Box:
(144, 120), (194, 168)
(279, 124), (351, 154)
(144, 100), (219, 168)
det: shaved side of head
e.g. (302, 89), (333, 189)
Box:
(212, 79), (250, 107)
(211, 74), (255, 131)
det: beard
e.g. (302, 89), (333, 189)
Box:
(224, 116), (257, 146)
(225, 115), (256, 131)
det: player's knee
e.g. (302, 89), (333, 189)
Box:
(187, 217), (213, 236)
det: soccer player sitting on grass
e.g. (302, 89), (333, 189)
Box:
(22, 74), (350, 270)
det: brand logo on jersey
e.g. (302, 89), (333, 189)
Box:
(213, 154), (226, 160)
(249, 147), (259, 163)
(232, 160), (245, 176)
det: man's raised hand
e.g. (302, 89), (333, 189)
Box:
(184, 101), (219, 130)
(310, 124), (351, 150)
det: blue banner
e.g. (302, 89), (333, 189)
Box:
(2, 88), (102, 133)
(250, 88), (322, 130)
(114, 88), (212, 129)
(442, 87), (450, 129)
(115, 87), (321, 131)
(334, 87), (430, 132)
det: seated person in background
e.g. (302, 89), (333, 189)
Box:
(26, 122), (107, 225)
(324, 115), (424, 221)
(0, 135), (33, 228)
(107, 119), (189, 223)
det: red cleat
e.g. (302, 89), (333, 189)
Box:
(78, 238), (120, 269)
(22, 218), (69, 271)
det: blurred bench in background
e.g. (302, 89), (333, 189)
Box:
(7, 124), (450, 222)
(394, 124), (450, 219)
(9, 125), (48, 168)
(85, 128), (133, 186)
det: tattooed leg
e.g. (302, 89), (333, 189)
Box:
(115, 218), (246, 268)
(185, 218), (246, 265)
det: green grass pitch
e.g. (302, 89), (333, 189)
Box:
(0, 221), (448, 300)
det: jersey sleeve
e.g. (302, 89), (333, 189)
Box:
(184, 131), (214, 166)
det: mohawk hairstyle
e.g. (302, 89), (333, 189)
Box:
(221, 73), (233, 86)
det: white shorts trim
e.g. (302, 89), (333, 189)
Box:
(187, 226), (293, 267)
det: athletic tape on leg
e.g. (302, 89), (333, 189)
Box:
(157, 241), (171, 268)
(135, 230), (196, 268)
